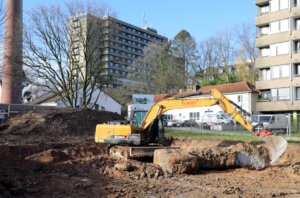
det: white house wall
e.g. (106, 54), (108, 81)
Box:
(40, 88), (122, 114)
(163, 92), (255, 122)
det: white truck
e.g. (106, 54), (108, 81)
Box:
(251, 114), (288, 133)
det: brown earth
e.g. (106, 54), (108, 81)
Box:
(0, 109), (300, 197)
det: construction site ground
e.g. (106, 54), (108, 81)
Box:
(0, 109), (300, 197)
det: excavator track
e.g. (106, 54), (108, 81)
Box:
(109, 145), (177, 160)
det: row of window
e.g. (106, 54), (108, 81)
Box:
(114, 34), (151, 45)
(110, 41), (143, 54)
(260, 65), (290, 80)
(116, 23), (164, 42)
(108, 69), (144, 79)
(121, 32), (153, 43)
(259, 0), (289, 15)
(260, 41), (289, 57)
(108, 61), (150, 72)
(108, 55), (148, 64)
(260, 87), (300, 101)
(109, 48), (142, 59)
(260, 40), (300, 57)
(258, 17), (300, 37)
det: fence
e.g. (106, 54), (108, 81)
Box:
(166, 113), (300, 137)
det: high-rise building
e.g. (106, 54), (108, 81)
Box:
(69, 13), (167, 88)
(255, 0), (300, 113)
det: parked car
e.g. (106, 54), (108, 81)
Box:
(181, 120), (198, 127)
(166, 120), (181, 127)
(251, 114), (288, 133)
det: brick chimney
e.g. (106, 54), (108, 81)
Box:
(1, 0), (23, 104)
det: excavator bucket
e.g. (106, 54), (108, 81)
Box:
(262, 135), (287, 164)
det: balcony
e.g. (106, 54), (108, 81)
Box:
(255, 55), (290, 68)
(291, 29), (300, 40)
(256, 78), (291, 89)
(291, 6), (300, 18)
(257, 100), (300, 112)
(255, 0), (269, 5)
(255, 9), (289, 26)
(255, 32), (290, 47)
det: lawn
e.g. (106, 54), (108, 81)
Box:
(165, 128), (300, 143)
(164, 128), (261, 142)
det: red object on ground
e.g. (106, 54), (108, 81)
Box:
(257, 130), (272, 137)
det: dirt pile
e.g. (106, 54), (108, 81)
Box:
(154, 143), (270, 174)
(0, 109), (123, 136)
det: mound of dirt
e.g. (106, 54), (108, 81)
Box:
(0, 109), (123, 136)
(25, 149), (72, 163)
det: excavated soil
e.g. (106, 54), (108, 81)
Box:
(0, 109), (300, 197)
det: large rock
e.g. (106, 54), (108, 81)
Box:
(153, 149), (198, 174)
(154, 143), (271, 174)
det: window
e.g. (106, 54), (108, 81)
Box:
(296, 87), (300, 100)
(271, 66), (280, 78)
(237, 95), (243, 102)
(270, 42), (289, 56)
(271, 89), (278, 101)
(261, 47), (270, 57)
(189, 112), (200, 120)
(271, 0), (288, 12)
(295, 18), (300, 30)
(294, 40), (300, 53)
(261, 5), (270, 14)
(271, 0), (279, 12)
(271, 65), (290, 78)
(278, 88), (290, 100)
(294, 64), (300, 75)
(280, 65), (290, 77)
(270, 21), (279, 34)
(271, 88), (290, 101)
(270, 19), (289, 34)
(261, 26), (270, 36)
(280, 19), (289, 32)
(261, 68), (271, 80)
(295, 0), (300, 7)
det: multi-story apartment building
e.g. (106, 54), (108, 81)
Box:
(255, 0), (300, 114)
(69, 13), (167, 88)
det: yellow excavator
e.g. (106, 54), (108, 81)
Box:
(95, 89), (287, 163)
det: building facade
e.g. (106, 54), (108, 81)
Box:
(255, 0), (300, 113)
(69, 13), (168, 88)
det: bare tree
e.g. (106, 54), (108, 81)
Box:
(0, 0), (4, 27)
(23, 1), (115, 108)
(212, 30), (236, 83)
(234, 22), (258, 84)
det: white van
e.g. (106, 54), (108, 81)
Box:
(251, 114), (288, 133)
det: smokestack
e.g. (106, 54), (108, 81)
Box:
(1, 0), (23, 104)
